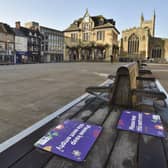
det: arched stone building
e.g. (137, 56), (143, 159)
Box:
(120, 12), (168, 62)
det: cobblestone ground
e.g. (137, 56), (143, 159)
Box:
(0, 62), (167, 143)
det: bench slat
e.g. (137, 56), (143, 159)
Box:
(106, 131), (138, 168)
(139, 135), (167, 168)
(9, 99), (104, 168)
(44, 108), (120, 168)
(0, 97), (92, 168)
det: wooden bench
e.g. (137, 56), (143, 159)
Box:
(1, 62), (168, 168)
(87, 62), (166, 107)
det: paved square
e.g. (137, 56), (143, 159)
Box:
(0, 62), (167, 143)
(0, 63), (123, 142)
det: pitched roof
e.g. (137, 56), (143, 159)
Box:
(94, 23), (120, 34)
(13, 26), (43, 38)
(0, 23), (14, 34)
(64, 14), (119, 34)
(13, 28), (26, 37)
(0, 23), (5, 32)
(64, 24), (81, 32)
(94, 22), (114, 29)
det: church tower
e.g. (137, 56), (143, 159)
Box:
(152, 10), (156, 36)
(140, 11), (156, 37)
(140, 13), (144, 27)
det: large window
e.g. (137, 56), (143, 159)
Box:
(82, 23), (91, 31)
(83, 32), (90, 41)
(113, 32), (117, 41)
(152, 46), (162, 58)
(97, 31), (105, 40)
(71, 33), (78, 42)
(128, 34), (139, 55)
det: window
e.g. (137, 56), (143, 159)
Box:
(83, 32), (90, 41)
(82, 23), (91, 31)
(128, 34), (139, 55)
(113, 32), (117, 41)
(152, 47), (162, 58)
(45, 45), (48, 51)
(45, 35), (48, 40)
(97, 31), (105, 40)
(0, 42), (5, 51)
(71, 33), (78, 42)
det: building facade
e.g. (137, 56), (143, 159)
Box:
(64, 10), (120, 62)
(40, 26), (64, 63)
(120, 12), (168, 62)
(14, 22), (28, 64)
(0, 23), (15, 64)
(24, 22), (44, 63)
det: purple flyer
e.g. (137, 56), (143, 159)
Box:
(117, 110), (165, 137)
(34, 120), (102, 162)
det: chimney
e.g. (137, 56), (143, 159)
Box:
(15, 21), (21, 29)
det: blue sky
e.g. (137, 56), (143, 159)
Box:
(0, 0), (168, 38)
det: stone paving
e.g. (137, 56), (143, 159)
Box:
(0, 62), (123, 143)
(0, 62), (167, 143)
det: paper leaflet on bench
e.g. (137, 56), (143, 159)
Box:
(34, 120), (102, 162)
(117, 110), (165, 137)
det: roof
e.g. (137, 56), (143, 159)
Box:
(40, 26), (63, 34)
(64, 14), (119, 34)
(13, 28), (26, 37)
(64, 23), (81, 32)
(94, 23), (120, 34)
(13, 26), (43, 38)
(0, 22), (15, 34)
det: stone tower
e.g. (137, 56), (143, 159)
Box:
(140, 13), (144, 27)
(140, 11), (156, 37)
(152, 10), (156, 36)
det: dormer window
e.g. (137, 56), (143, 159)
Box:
(82, 23), (91, 31)
(74, 21), (78, 26)
(99, 18), (104, 25)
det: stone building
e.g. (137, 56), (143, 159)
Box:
(40, 26), (64, 63)
(64, 10), (120, 62)
(0, 23), (15, 64)
(24, 22), (44, 63)
(25, 22), (64, 63)
(13, 22), (28, 64)
(120, 12), (168, 62)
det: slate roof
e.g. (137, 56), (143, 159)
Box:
(94, 23), (120, 34)
(13, 27), (26, 37)
(0, 22), (15, 34)
(64, 15), (119, 34)
(13, 26), (43, 38)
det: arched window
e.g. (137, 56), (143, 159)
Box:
(128, 34), (139, 55)
(152, 46), (162, 58)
